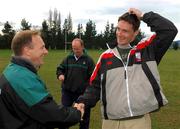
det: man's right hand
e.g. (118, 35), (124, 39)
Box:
(128, 8), (144, 20)
(58, 75), (65, 81)
(73, 103), (85, 120)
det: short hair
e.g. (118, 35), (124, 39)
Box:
(72, 38), (84, 47)
(11, 30), (40, 56)
(118, 12), (140, 31)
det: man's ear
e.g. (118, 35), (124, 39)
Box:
(135, 29), (140, 36)
(22, 46), (31, 56)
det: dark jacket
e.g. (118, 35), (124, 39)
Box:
(56, 51), (95, 94)
(77, 12), (178, 119)
(0, 57), (81, 129)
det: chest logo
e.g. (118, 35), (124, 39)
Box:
(135, 52), (141, 62)
(107, 61), (112, 65)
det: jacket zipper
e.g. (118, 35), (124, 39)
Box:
(112, 48), (133, 117)
(124, 65), (133, 117)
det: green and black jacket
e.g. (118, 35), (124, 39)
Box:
(0, 57), (81, 129)
(56, 50), (95, 94)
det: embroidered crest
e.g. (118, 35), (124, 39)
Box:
(135, 52), (141, 62)
(107, 61), (112, 65)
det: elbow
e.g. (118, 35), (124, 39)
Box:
(174, 27), (178, 36)
(171, 24), (178, 37)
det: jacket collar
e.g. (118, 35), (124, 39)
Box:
(69, 49), (88, 57)
(107, 40), (137, 49)
(11, 56), (37, 74)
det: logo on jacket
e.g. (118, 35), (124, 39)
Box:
(135, 52), (141, 62)
(83, 61), (86, 65)
(107, 61), (112, 65)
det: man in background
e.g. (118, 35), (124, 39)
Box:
(56, 38), (95, 129)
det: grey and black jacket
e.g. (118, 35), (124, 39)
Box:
(0, 57), (81, 129)
(77, 11), (178, 119)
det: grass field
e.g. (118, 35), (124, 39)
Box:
(0, 49), (180, 129)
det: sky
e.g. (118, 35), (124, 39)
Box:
(0, 0), (180, 40)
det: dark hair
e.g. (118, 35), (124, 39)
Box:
(11, 30), (40, 56)
(118, 12), (140, 31)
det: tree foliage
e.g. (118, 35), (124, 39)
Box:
(21, 18), (31, 30)
(172, 41), (179, 50)
(0, 21), (15, 48)
(1, 9), (172, 50)
(84, 20), (97, 48)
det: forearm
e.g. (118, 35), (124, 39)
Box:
(142, 11), (178, 63)
(142, 11), (177, 34)
(77, 85), (100, 108)
(29, 96), (81, 127)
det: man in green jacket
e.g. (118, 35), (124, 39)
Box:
(56, 38), (95, 129)
(0, 30), (83, 129)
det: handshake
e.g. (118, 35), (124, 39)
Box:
(73, 103), (85, 120)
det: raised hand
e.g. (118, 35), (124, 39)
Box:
(128, 8), (144, 20)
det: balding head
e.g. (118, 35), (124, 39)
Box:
(72, 38), (84, 58)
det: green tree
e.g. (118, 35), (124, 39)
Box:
(48, 9), (53, 28)
(63, 18), (68, 50)
(84, 20), (97, 48)
(21, 18), (31, 30)
(104, 21), (110, 41)
(109, 23), (116, 42)
(41, 20), (50, 49)
(50, 22), (57, 49)
(0, 34), (3, 48)
(56, 13), (63, 49)
(77, 23), (83, 39)
(95, 33), (105, 49)
(63, 13), (73, 45)
(103, 21), (116, 45)
(67, 13), (73, 34)
(1, 21), (15, 49)
(47, 8), (63, 49)
(172, 41), (179, 50)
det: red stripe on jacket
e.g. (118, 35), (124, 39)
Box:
(90, 52), (114, 85)
(130, 34), (156, 55)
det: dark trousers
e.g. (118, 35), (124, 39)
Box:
(61, 89), (91, 129)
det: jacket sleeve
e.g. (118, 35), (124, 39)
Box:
(142, 11), (178, 64)
(87, 56), (95, 79)
(29, 95), (81, 128)
(77, 57), (101, 108)
(56, 57), (67, 78)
